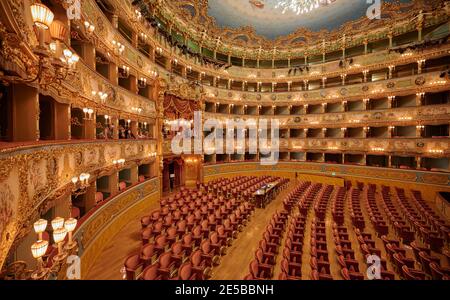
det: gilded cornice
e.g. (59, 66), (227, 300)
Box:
(204, 104), (450, 129)
(202, 71), (450, 105)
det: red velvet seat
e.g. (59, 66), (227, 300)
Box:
(141, 244), (155, 268)
(341, 268), (364, 280)
(402, 265), (427, 280)
(140, 264), (162, 280)
(157, 252), (177, 279)
(124, 254), (143, 280)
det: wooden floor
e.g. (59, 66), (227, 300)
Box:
(85, 201), (160, 280)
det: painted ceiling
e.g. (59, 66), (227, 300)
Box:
(206, 0), (411, 40)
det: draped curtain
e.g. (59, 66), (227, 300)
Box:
(163, 94), (200, 120)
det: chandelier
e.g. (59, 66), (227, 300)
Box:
(275, 0), (333, 15)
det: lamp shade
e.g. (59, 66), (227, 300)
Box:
(30, 3), (54, 29)
(64, 218), (78, 232)
(33, 219), (48, 234)
(51, 217), (65, 230)
(31, 240), (49, 258)
(53, 228), (67, 243)
(50, 20), (68, 41)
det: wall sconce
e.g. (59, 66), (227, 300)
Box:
(416, 125), (425, 130)
(71, 173), (90, 196)
(29, 216), (78, 280)
(83, 108), (94, 120)
(119, 65), (130, 78)
(30, 239), (50, 280)
(149, 152), (157, 158)
(139, 32), (148, 43)
(138, 77), (147, 88)
(371, 147), (385, 152)
(143, 122), (148, 129)
(33, 219), (48, 240)
(104, 115), (110, 125)
(127, 119), (131, 128)
(113, 159), (126, 168)
(31, 3), (54, 48)
(149, 70), (158, 77)
(135, 9), (142, 21)
(156, 47), (163, 55)
(112, 40), (125, 55)
(92, 91), (108, 103)
(84, 21), (95, 35)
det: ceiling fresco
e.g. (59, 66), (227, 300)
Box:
(206, 0), (412, 40)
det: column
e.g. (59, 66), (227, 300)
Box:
(113, 117), (119, 139)
(109, 172), (119, 196)
(84, 183), (97, 212)
(11, 84), (39, 142)
(130, 165), (139, 185)
(54, 102), (70, 140)
(82, 43), (96, 70)
(388, 156), (392, 168)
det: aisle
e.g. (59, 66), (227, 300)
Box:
(211, 181), (297, 280)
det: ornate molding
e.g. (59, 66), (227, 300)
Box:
(0, 139), (157, 269)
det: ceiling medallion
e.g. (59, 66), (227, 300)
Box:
(386, 82), (395, 89)
(275, 0), (335, 15)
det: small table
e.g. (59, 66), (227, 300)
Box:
(253, 181), (280, 208)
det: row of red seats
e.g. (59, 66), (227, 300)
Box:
(348, 188), (365, 230)
(298, 183), (323, 215)
(379, 186), (415, 244)
(395, 188), (445, 252)
(279, 215), (307, 279)
(365, 184), (389, 236)
(354, 227), (396, 280)
(411, 190), (449, 244)
(277, 182), (313, 279)
(245, 211), (289, 279)
(331, 187), (346, 226)
(310, 217), (333, 280)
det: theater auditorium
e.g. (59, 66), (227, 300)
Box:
(0, 0), (449, 281)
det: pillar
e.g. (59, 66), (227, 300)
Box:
(84, 183), (97, 212)
(130, 165), (139, 185)
(11, 84), (39, 142)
